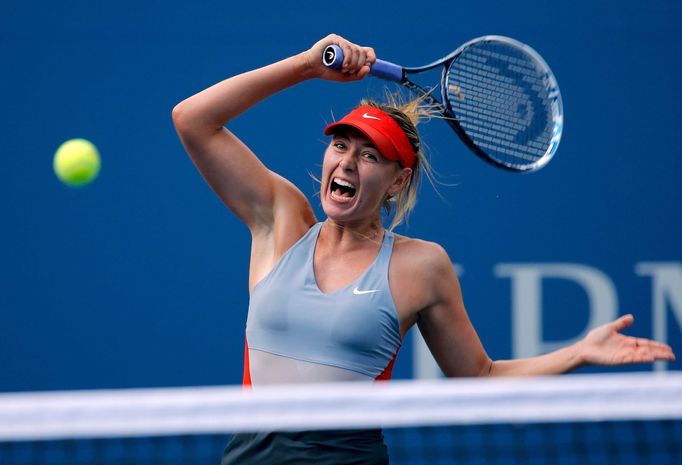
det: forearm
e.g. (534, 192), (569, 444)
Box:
(173, 52), (314, 133)
(489, 343), (584, 376)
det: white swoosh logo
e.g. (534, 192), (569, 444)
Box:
(362, 113), (381, 120)
(353, 287), (381, 295)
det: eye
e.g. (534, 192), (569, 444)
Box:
(361, 152), (378, 162)
(333, 141), (347, 150)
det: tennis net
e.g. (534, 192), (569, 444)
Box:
(1, 372), (681, 464)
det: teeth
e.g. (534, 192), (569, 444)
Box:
(330, 191), (354, 202)
(333, 178), (355, 189)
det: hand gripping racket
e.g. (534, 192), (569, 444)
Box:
(323, 36), (563, 172)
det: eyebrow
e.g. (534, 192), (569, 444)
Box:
(332, 131), (378, 151)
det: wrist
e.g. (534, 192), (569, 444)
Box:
(569, 341), (587, 370)
(296, 51), (321, 80)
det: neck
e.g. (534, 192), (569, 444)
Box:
(321, 218), (385, 248)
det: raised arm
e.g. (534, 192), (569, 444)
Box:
(416, 246), (676, 377)
(171, 35), (375, 233)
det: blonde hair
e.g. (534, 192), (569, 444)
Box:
(359, 95), (438, 231)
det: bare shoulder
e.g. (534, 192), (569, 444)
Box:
(389, 234), (458, 322)
(392, 234), (453, 275)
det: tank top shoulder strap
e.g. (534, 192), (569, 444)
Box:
(296, 222), (323, 256)
(355, 229), (395, 292)
(252, 222), (322, 293)
(375, 229), (395, 270)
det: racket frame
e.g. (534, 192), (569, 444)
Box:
(323, 36), (564, 172)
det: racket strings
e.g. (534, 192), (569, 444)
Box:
(399, 80), (463, 130)
(445, 41), (560, 169)
(451, 63), (545, 139)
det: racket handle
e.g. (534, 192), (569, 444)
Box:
(322, 45), (403, 82)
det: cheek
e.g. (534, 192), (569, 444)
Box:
(320, 151), (334, 183)
(322, 148), (340, 170)
(357, 169), (393, 202)
(364, 164), (398, 188)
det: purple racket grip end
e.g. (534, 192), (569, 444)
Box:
(322, 45), (344, 68)
(322, 44), (403, 82)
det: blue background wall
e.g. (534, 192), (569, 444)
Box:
(2, 0), (681, 392)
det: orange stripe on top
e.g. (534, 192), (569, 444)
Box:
(242, 338), (252, 387)
(375, 349), (399, 381)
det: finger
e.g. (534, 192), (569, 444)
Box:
(332, 68), (367, 83)
(653, 351), (676, 361)
(616, 348), (652, 365)
(632, 338), (677, 363)
(353, 48), (373, 77)
(356, 65), (372, 79)
(636, 339), (676, 360)
(651, 345), (677, 361)
(610, 314), (634, 332)
(364, 47), (376, 67)
(648, 340), (675, 352)
(339, 42), (353, 71)
(356, 49), (367, 70)
(346, 44), (361, 72)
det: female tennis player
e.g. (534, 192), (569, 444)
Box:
(173, 34), (675, 465)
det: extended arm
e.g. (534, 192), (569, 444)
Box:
(487, 314), (675, 375)
(418, 247), (676, 377)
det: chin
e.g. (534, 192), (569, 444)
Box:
(321, 199), (353, 221)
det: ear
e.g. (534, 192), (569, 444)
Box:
(387, 167), (413, 197)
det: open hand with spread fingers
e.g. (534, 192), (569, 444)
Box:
(577, 314), (676, 366)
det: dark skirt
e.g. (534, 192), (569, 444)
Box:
(221, 429), (389, 465)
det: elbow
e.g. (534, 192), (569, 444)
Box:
(172, 101), (191, 136)
(172, 100), (221, 141)
(479, 358), (494, 377)
(171, 101), (206, 145)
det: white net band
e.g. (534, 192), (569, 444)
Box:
(2, 372), (681, 441)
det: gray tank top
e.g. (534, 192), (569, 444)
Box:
(244, 222), (401, 385)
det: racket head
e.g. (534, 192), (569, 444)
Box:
(441, 36), (563, 172)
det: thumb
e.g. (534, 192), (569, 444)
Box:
(610, 314), (634, 332)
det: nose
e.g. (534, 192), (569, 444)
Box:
(339, 151), (357, 172)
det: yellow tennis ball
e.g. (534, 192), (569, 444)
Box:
(53, 138), (101, 187)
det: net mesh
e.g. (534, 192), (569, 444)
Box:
(2, 373), (681, 465)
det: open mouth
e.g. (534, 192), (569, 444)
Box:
(330, 177), (357, 202)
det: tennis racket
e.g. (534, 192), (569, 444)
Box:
(323, 36), (563, 172)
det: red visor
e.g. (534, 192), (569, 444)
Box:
(324, 106), (416, 169)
